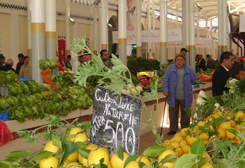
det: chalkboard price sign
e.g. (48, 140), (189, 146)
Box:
(90, 86), (142, 155)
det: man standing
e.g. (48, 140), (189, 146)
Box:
(0, 55), (6, 67)
(72, 55), (84, 73)
(196, 54), (207, 71)
(206, 54), (216, 69)
(180, 48), (188, 56)
(19, 56), (32, 78)
(16, 53), (24, 75)
(64, 55), (72, 69)
(0, 59), (15, 72)
(212, 51), (234, 96)
(162, 55), (197, 135)
(100, 49), (112, 68)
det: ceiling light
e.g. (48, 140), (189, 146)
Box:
(93, 0), (100, 6)
(230, 3), (245, 13)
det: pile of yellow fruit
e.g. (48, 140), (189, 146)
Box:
(163, 110), (245, 159)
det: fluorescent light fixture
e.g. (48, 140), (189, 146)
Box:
(70, 18), (74, 22)
(129, 6), (136, 14)
(230, 3), (245, 13)
(93, 0), (100, 6)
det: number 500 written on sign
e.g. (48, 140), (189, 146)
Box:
(103, 119), (136, 155)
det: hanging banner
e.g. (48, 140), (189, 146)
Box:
(195, 38), (213, 48)
(240, 15), (245, 32)
(113, 29), (182, 44)
(58, 39), (66, 64)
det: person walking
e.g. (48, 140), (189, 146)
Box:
(212, 51), (234, 96)
(162, 55), (197, 135)
(19, 56), (32, 78)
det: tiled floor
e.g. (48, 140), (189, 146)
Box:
(138, 127), (175, 154)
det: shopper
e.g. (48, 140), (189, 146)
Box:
(100, 49), (112, 68)
(212, 51), (234, 96)
(0, 54), (6, 67)
(206, 54), (216, 69)
(235, 68), (245, 81)
(230, 55), (243, 78)
(0, 59), (15, 72)
(162, 55), (197, 135)
(64, 55), (72, 69)
(179, 48), (188, 56)
(19, 56), (32, 78)
(196, 54), (207, 72)
(16, 53), (24, 75)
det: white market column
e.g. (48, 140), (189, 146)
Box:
(209, 18), (213, 55)
(65, 0), (71, 56)
(31, 0), (45, 83)
(189, 0), (195, 69)
(10, 12), (19, 67)
(196, 10), (200, 54)
(100, 0), (108, 50)
(147, 0), (151, 59)
(118, 0), (127, 65)
(181, 0), (186, 49)
(223, 0), (227, 51)
(218, 0), (223, 57)
(45, 0), (56, 59)
(136, 0), (142, 57)
(152, 0), (156, 58)
(185, 0), (190, 65)
(27, 0), (32, 60)
(160, 0), (168, 64)
(93, 5), (99, 54)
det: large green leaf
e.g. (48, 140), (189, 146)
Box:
(174, 154), (197, 168)
(143, 145), (167, 156)
(34, 151), (53, 162)
(117, 146), (124, 161)
(159, 154), (177, 164)
(52, 138), (62, 150)
(124, 155), (138, 168)
(5, 150), (32, 158)
(198, 157), (209, 167)
(78, 148), (90, 159)
(60, 143), (78, 166)
(190, 140), (205, 155)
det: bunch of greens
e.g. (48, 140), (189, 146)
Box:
(26, 80), (41, 94)
(0, 70), (19, 85)
(39, 58), (59, 70)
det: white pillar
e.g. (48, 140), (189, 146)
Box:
(182, 0), (186, 48)
(136, 0), (142, 57)
(209, 18), (213, 55)
(45, 0), (56, 60)
(189, 0), (195, 69)
(118, 0), (127, 65)
(100, 0), (108, 50)
(206, 18), (209, 37)
(160, 0), (168, 64)
(185, 0), (190, 65)
(93, 5), (99, 54)
(27, 0), (32, 60)
(10, 12), (19, 68)
(147, 0), (151, 59)
(176, 6), (179, 28)
(152, 0), (156, 58)
(218, 0), (223, 56)
(223, 0), (227, 51)
(31, 0), (45, 83)
(65, 0), (71, 56)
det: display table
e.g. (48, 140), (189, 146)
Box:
(0, 82), (212, 160)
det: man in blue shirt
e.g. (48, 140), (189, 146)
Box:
(162, 55), (197, 135)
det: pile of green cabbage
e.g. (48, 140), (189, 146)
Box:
(39, 58), (60, 70)
(0, 70), (94, 123)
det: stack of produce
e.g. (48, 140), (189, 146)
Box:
(0, 69), (94, 122)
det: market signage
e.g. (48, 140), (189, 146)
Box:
(90, 86), (142, 155)
(240, 15), (245, 32)
(112, 29), (182, 43)
(113, 29), (213, 48)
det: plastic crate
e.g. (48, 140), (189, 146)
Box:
(0, 110), (12, 121)
(19, 77), (32, 84)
